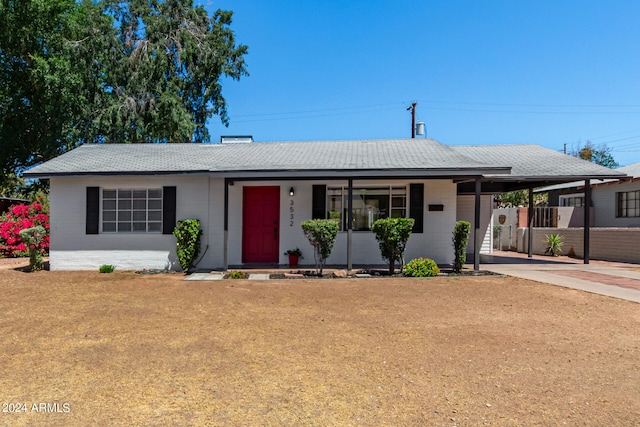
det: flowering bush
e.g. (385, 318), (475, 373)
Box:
(0, 200), (50, 258)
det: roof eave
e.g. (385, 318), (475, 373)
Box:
(25, 166), (513, 180)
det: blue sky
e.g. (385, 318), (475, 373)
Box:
(199, 1), (640, 167)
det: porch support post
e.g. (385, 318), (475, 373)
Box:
(223, 178), (230, 270)
(473, 178), (481, 271)
(584, 179), (591, 264)
(347, 179), (353, 271)
(528, 187), (534, 258)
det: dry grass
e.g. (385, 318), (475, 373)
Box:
(1, 266), (639, 426)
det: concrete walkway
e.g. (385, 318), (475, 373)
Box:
(480, 251), (640, 304)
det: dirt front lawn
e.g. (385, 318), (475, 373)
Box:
(1, 266), (639, 426)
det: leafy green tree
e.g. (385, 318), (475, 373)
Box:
(0, 0), (248, 190)
(494, 190), (547, 207)
(575, 141), (618, 168)
(371, 217), (414, 274)
(96, 0), (248, 143)
(0, 0), (104, 182)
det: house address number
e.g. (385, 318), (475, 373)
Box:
(289, 199), (294, 227)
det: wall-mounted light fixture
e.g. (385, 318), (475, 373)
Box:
(289, 187), (295, 196)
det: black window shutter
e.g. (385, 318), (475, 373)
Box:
(86, 187), (100, 234)
(312, 185), (326, 219)
(409, 183), (424, 233)
(162, 186), (177, 234)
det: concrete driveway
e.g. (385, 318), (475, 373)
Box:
(479, 251), (640, 303)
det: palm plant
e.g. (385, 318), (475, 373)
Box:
(544, 233), (564, 256)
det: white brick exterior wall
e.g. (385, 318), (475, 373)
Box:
(49, 177), (459, 270)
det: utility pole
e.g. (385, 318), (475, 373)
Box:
(407, 101), (417, 138)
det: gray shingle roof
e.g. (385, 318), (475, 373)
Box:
(24, 139), (509, 177)
(24, 139), (627, 181)
(535, 160), (640, 192)
(450, 144), (626, 180)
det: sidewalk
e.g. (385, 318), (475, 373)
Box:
(479, 251), (640, 304)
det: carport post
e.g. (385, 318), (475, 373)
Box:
(528, 187), (534, 258)
(474, 178), (481, 271)
(584, 180), (591, 264)
(347, 179), (353, 271)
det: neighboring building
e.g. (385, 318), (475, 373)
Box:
(24, 138), (625, 271)
(537, 161), (640, 227)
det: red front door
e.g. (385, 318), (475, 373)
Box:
(242, 186), (280, 263)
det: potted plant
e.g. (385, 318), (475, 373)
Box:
(284, 248), (303, 267)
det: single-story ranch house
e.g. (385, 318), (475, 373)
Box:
(24, 138), (626, 271)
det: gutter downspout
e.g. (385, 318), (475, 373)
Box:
(584, 179), (591, 264)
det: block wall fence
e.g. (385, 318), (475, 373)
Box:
(516, 227), (640, 264)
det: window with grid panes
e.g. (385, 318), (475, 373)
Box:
(102, 189), (163, 232)
(326, 186), (407, 231)
(617, 190), (640, 218)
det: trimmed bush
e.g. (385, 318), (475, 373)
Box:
(173, 219), (202, 271)
(99, 264), (115, 273)
(301, 219), (339, 275)
(404, 257), (440, 277)
(18, 225), (46, 271)
(452, 220), (471, 273)
(371, 217), (415, 274)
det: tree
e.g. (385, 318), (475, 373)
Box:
(0, 0), (102, 183)
(371, 217), (414, 274)
(96, 0), (248, 143)
(494, 190), (547, 207)
(301, 219), (339, 276)
(575, 141), (618, 168)
(0, 0), (248, 190)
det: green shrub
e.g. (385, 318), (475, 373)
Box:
(301, 219), (339, 275)
(452, 221), (471, 273)
(227, 271), (246, 279)
(99, 264), (115, 273)
(371, 217), (415, 274)
(173, 219), (202, 272)
(404, 257), (440, 277)
(18, 225), (46, 271)
(544, 233), (564, 256)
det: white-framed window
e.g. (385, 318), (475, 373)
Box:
(326, 186), (407, 231)
(102, 189), (163, 233)
(559, 194), (585, 207)
(617, 190), (640, 218)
